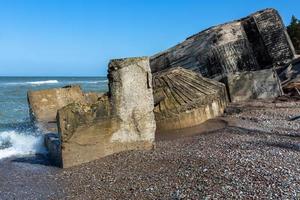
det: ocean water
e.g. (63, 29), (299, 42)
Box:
(0, 77), (108, 160)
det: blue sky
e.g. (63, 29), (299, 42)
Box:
(0, 0), (299, 76)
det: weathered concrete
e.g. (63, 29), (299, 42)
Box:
(84, 92), (104, 104)
(27, 85), (103, 133)
(47, 57), (156, 168)
(278, 57), (300, 83)
(27, 85), (87, 133)
(150, 8), (296, 79)
(153, 67), (228, 132)
(222, 69), (283, 102)
(107, 57), (156, 144)
(278, 57), (300, 96)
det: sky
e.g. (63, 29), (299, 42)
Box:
(0, 0), (299, 76)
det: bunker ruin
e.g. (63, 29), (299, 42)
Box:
(45, 57), (156, 168)
(27, 85), (95, 133)
(26, 8), (298, 168)
(150, 8), (296, 79)
(153, 67), (228, 132)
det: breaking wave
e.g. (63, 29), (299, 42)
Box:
(0, 131), (46, 160)
(4, 80), (59, 86)
(26, 80), (59, 85)
(69, 80), (108, 84)
(88, 80), (108, 83)
(3, 79), (108, 86)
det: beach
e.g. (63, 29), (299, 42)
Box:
(0, 98), (299, 199)
(1, 2), (300, 199)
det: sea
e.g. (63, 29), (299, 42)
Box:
(0, 77), (108, 160)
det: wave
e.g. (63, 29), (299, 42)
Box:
(0, 131), (46, 160)
(26, 80), (59, 85)
(88, 80), (108, 83)
(68, 80), (108, 84)
(4, 80), (59, 86)
(3, 79), (108, 86)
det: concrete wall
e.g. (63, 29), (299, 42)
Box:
(153, 67), (228, 132)
(108, 57), (156, 143)
(50, 57), (156, 168)
(222, 69), (283, 102)
(27, 85), (87, 133)
(150, 8), (296, 79)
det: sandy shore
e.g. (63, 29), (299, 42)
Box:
(0, 99), (300, 199)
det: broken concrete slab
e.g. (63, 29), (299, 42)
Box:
(27, 85), (104, 133)
(27, 85), (88, 133)
(153, 67), (228, 132)
(84, 92), (104, 104)
(150, 8), (296, 79)
(282, 80), (300, 97)
(277, 58), (300, 96)
(222, 69), (283, 102)
(47, 57), (156, 168)
(278, 57), (300, 83)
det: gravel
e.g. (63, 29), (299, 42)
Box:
(0, 99), (300, 199)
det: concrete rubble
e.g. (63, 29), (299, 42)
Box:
(150, 8), (296, 80)
(153, 67), (228, 131)
(26, 8), (300, 168)
(27, 85), (102, 133)
(278, 57), (300, 96)
(45, 57), (156, 168)
(221, 69), (283, 102)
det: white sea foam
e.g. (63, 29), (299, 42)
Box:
(26, 80), (59, 85)
(87, 80), (108, 84)
(0, 131), (46, 159)
(4, 80), (59, 86)
(3, 79), (108, 86)
(69, 80), (108, 84)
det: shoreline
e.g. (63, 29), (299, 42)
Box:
(0, 99), (299, 199)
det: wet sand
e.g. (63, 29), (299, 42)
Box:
(0, 99), (300, 199)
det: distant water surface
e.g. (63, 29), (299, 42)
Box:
(0, 77), (108, 160)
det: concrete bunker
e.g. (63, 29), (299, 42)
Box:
(45, 57), (156, 168)
(150, 8), (296, 79)
(221, 69), (283, 102)
(27, 85), (102, 133)
(25, 8), (297, 168)
(153, 67), (228, 132)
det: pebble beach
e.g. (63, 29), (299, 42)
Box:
(0, 99), (299, 199)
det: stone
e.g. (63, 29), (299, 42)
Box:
(278, 57), (300, 81)
(27, 85), (87, 133)
(84, 92), (104, 104)
(47, 57), (156, 168)
(45, 133), (61, 166)
(283, 81), (300, 96)
(150, 8), (296, 79)
(221, 69), (283, 102)
(153, 67), (228, 132)
(276, 57), (300, 96)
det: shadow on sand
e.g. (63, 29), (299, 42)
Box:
(226, 125), (300, 152)
(11, 154), (53, 166)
